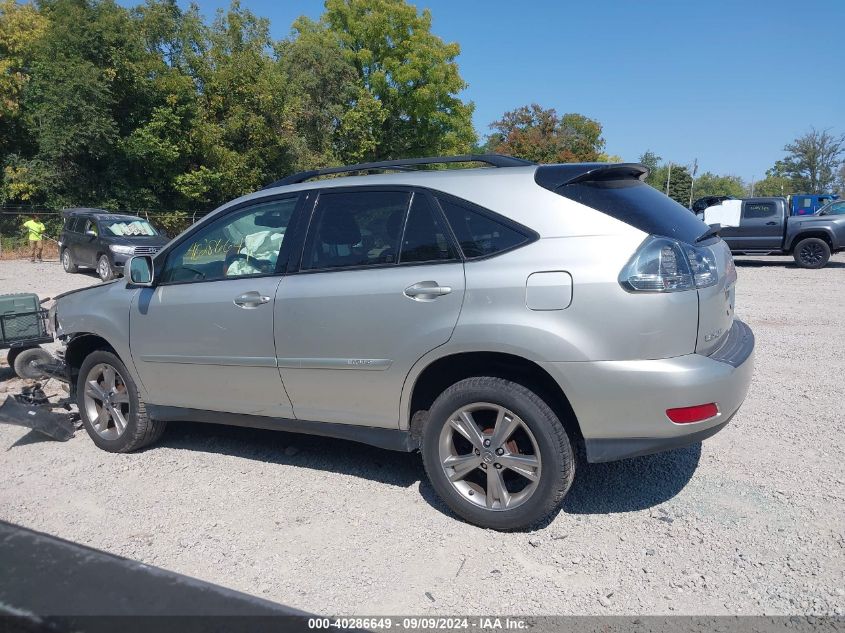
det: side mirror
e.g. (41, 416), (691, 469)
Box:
(127, 255), (154, 287)
(85, 230), (97, 237)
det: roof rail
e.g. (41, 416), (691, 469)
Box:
(263, 154), (535, 188)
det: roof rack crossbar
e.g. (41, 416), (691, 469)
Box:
(264, 154), (535, 188)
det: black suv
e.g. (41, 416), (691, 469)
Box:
(59, 208), (168, 281)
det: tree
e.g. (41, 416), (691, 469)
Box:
(319, 0), (475, 161)
(692, 172), (745, 200)
(638, 150), (666, 189)
(749, 174), (790, 197)
(487, 104), (605, 163)
(779, 128), (844, 192)
(0, 0), (47, 120)
(663, 165), (692, 207)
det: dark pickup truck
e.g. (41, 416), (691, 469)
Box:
(699, 197), (845, 268)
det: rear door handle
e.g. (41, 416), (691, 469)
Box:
(234, 291), (270, 308)
(765, 221), (777, 225)
(404, 281), (452, 301)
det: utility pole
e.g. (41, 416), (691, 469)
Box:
(688, 159), (699, 208)
(750, 175), (755, 197)
(665, 162), (672, 195)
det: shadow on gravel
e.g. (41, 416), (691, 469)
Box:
(562, 443), (701, 514)
(418, 443), (702, 527)
(159, 421), (700, 522)
(734, 258), (845, 269)
(159, 421), (424, 488)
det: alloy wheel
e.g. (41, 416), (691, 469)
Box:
(800, 242), (824, 266)
(82, 363), (131, 440)
(98, 258), (109, 280)
(438, 402), (542, 511)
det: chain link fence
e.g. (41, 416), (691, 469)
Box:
(0, 207), (211, 258)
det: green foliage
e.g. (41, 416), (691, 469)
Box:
(319, 0), (476, 160)
(0, 0), (476, 211)
(638, 150), (662, 187)
(750, 175), (790, 197)
(486, 104), (605, 163)
(775, 128), (844, 193)
(0, 0), (47, 121)
(692, 172), (745, 200)
(664, 165), (692, 207)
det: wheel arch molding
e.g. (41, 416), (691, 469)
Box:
(402, 349), (583, 445)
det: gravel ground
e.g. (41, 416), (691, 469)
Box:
(0, 254), (843, 616)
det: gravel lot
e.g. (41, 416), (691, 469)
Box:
(1, 254), (843, 616)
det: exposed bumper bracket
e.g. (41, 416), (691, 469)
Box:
(584, 417), (731, 463)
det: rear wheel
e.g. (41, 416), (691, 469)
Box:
(421, 377), (575, 531)
(97, 255), (114, 281)
(77, 350), (166, 452)
(61, 249), (78, 273)
(793, 237), (830, 269)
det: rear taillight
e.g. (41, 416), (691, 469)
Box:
(620, 236), (719, 292)
(666, 403), (719, 424)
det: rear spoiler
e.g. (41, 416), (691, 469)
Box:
(534, 163), (648, 192)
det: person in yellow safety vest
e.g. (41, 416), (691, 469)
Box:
(22, 214), (46, 263)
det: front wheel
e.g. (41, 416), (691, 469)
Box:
(793, 237), (830, 269)
(61, 249), (78, 273)
(421, 377), (575, 531)
(97, 255), (115, 281)
(77, 350), (166, 452)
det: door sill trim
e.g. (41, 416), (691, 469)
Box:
(146, 405), (418, 452)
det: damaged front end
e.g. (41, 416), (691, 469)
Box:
(0, 382), (77, 442)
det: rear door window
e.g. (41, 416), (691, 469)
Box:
(743, 202), (775, 219)
(399, 194), (457, 263)
(301, 191), (411, 271)
(438, 198), (530, 259)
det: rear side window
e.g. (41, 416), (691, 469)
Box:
(439, 199), (529, 258)
(302, 191), (411, 271)
(743, 202), (775, 219)
(553, 179), (709, 244)
(400, 194), (457, 263)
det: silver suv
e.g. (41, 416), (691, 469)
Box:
(51, 155), (755, 531)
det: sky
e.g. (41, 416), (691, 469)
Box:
(163, 0), (844, 182)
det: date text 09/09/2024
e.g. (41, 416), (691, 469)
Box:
(307, 617), (529, 630)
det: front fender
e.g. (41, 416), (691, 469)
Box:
(785, 223), (841, 251)
(55, 282), (146, 398)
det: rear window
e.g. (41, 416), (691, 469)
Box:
(744, 202), (775, 219)
(553, 179), (709, 244)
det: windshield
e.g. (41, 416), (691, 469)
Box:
(102, 219), (158, 237)
(819, 202), (845, 215)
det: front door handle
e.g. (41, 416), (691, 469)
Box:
(765, 221), (778, 225)
(234, 291), (270, 308)
(404, 281), (452, 301)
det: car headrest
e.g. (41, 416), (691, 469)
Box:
(319, 207), (361, 245)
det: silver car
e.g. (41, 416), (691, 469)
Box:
(51, 155), (755, 531)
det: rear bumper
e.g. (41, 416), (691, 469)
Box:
(542, 319), (755, 463)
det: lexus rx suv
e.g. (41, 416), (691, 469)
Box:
(50, 155), (755, 531)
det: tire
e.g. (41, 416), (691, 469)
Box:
(61, 248), (78, 273)
(421, 377), (575, 531)
(793, 237), (830, 269)
(97, 255), (115, 282)
(76, 350), (166, 452)
(11, 347), (52, 379)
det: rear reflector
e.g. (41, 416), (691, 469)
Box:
(666, 403), (719, 424)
